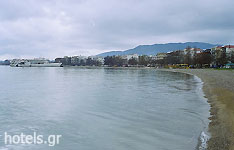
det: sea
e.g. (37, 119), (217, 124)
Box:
(0, 66), (210, 150)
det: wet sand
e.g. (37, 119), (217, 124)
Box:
(162, 69), (234, 150)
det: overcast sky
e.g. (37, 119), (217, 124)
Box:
(0, 0), (234, 59)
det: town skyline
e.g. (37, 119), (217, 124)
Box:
(4, 43), (233, 69)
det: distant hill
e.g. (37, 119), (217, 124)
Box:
(97, 42), (219, 57)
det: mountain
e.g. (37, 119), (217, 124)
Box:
(97, 42), (219, 57)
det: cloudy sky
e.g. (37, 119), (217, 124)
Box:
(0, 0), (234, 59)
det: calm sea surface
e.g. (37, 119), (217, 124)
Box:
(0, 66), (210, 150)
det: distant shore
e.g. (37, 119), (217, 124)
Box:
(161, 69), (234, 150)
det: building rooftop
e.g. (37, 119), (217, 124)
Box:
(224, 45), (234, 48)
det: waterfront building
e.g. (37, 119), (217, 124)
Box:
(156, 53), (167, 60)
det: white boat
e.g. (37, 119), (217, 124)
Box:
(10, 58), (62, 67)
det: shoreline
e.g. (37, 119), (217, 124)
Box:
(5, 65), (234, 149)
(160, 69), (234, 150)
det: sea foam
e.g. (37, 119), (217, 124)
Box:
(199, 131), (209, 150)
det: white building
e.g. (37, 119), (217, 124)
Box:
(183, 48), (203, 57)
(224, 45), (234, 54)
(156, 53), (167, 60)
(128, 54), (139, 60)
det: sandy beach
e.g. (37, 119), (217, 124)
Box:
(163, 69), (234, 150)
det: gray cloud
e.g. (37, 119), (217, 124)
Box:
(0, 0), (234, 59)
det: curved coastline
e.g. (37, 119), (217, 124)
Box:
(159, 69), (234, 150)
(158, 69), (210, 150)
(193, 74), (211, 150)
(4, 66), (233, 149)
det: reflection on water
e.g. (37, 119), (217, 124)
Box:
(0, 66), (210, 150)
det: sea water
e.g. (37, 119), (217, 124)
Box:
(0, 66), (210, 150)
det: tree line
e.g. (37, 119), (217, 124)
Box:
(55, 57), (103, 66)
(104, 47), (234, 68)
